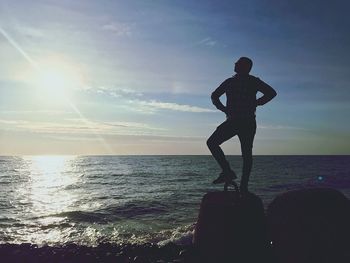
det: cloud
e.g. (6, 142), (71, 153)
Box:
(197, 37), (217, 47)
(101, 22), (132, 36)
(258, 124), (308, 131)
(15, 25), (44, 38)
(44, 133), (205, 143)
(0, 119), (29, 125)
(0, 110), (73, 115)
(93, 86), (143, 97)
(0, 118), (164, 136)
(86, 87), (214, 113)
(131, 99), (215, 113)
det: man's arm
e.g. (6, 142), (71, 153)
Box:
(211, 79), (228, 113)
(256, 78), (277, 106)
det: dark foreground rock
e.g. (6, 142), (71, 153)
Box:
(267, 188), (350, 263)
(0, 242), (191, 263)
(193, 191), (270, 263)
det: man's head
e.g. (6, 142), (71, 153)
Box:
(234, 57), (253, 75)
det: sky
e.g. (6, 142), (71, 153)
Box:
(0, 0), (349, 155)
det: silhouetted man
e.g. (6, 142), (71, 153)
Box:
(207, 57), (276, 193)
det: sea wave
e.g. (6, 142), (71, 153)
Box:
(96, 224), (195, 246)
(157, 224), (195, 246)
(54, 211), (111, 223)
(38, 201), (170, 224)
(102, 202), (168, 219)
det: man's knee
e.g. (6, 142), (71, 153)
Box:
(206, 137), (215, 148)
(207, 135), (220, 149)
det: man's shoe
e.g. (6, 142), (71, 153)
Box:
(213, 170), (237, 184)
(212, 172), (227, 184)
(226, 170), (237, 181)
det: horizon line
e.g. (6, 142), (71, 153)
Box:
(0, 154), (349, 157)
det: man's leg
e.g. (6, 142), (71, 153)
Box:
(238, 119), (256, 192)
(207, 120), (237, 173)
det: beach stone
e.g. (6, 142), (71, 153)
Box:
(178, 249), (187, 257)
(133, 255), (151, 263)
(193, 191), (268, 262)
(267, 188), (350, 263)
(114, 254), (131, 263)
(178, 247), (199, 263)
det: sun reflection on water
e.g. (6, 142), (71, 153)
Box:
(25, 155), (79, 217)
(10, 156), (85, 244)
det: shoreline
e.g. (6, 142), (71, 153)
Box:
(0, 242), (191, 263)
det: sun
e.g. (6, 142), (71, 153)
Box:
(27, 56), (85, 104)
(34, 68), (75, 101)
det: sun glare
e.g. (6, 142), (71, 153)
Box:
(25, 56), (85, 104)
(34, 68), (76, 101)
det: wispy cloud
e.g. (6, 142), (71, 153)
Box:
(101, 22), (132, 36)
(0, 118), (164, 136)
(0, 110), (73, 115)
(44, 134), (205, 142)
(197, 37), (217, 47)
(258, 124), (308, 131)
(0, 119), (28, 125)
(88, 87), (214, 113)
(93, 86), (143, 97)
(131, 99), (215, 113)
(15, 25), (44, 38)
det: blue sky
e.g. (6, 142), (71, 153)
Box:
(0, 0), (349, 155)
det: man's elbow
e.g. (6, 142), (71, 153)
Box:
(268, 88), (277, 100)
(211, 92), (218, 104)
(271, 89), (277, 99)
(265, 89), (277, 104)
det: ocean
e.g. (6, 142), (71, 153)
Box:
(0, 155), (349, 247)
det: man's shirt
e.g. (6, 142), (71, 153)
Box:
(211, 74), (276, 119)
